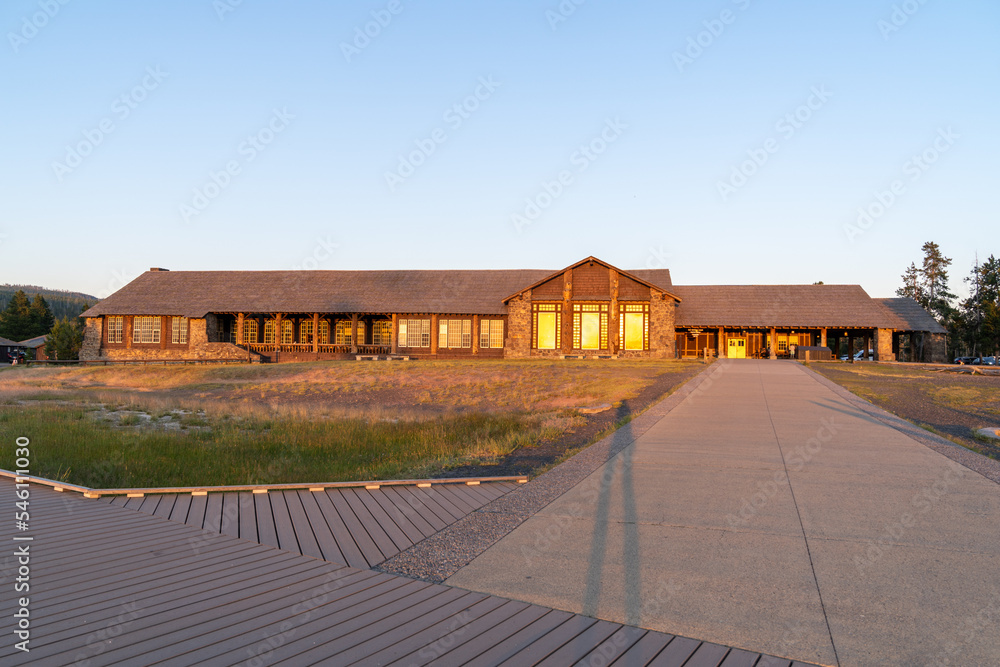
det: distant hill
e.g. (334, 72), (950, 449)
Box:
(0, 284), (98, 322)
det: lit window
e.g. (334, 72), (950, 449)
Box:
(334, 320), (364, 346)
(263, 320), (276, 344)
(439, 319), (472, 348)
(533, 304), (560, 350)
(399, 319), (430, 348)
(244, 319), (259, 345)
(132, 316), (161, 344)
(480, 320), (504, 349)
(373, 320), (392, 346)
(106, 316), (123, 344)
(171, 317), (188, 345)
(300, 320), (314, 343)
(619, 304), (648, 351)
(318, 320), (330, 344)
(572, 304), (608, 350)
(280, 320), (293, 345)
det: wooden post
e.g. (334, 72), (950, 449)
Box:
(312, 313), (319, 352)
(237, 313), (244, 345)
(717, 327), (725, 358)
(609, 269), (619, 354)
(472, 315), (480, 355)
(430, 314), (439, 355)
(274, 313), (282, 347)
(161, 317), (167, 349)
(125, 316), (132, 349)
(769, 327), (776, 359)
(848, 334), (855, 362)
(820, 327), (827, 349)
(562, 269), (573, 354)
(391, 314), (398, 355)
(351, 314), (359, 353)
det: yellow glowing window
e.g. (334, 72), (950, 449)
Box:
(373, 320), (392, 346)
(624, 313), (645, 350)
(280, 320), (293, 344)
(336, 320), (365, 346)
(263, 320), (276, 344)
(536, 312), (557, 349)
(300, 320), (314, 343)
(318, 320), (329, 344)
(243, 319), (258, 344)
(580, 313), (600, 349)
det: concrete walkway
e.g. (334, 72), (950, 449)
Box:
(446, 360), (1000, 666)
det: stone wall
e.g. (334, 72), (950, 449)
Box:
(649, 291), (676, 359)
(923, 332), (948, 364)
(504, 293), (532, 359)
(80, 318), (103, 360)
(875, 328), (895, 361)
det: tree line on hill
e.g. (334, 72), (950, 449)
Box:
(896, 242), (999, 359)
(0, 289), (90, 360)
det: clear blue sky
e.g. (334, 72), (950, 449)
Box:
(2, 0), (997, 300)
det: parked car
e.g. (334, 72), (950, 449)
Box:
(839, 349), (874, 361)
(954, 356), (975, 364)
(971, 356), (996, 366)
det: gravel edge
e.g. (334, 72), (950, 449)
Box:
(375, 361), (723, 583)
(800, 363), (1000, 486)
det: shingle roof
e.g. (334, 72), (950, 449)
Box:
(875, 297), (948, 333)
(81, 266), (678, 319)
(673, 284), (898, 328)
(501, 256), (676, 302)
(15, 334), (47, 348)
(0, 336), (18, 346)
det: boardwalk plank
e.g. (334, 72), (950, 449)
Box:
(534, 619), (624, 666)
(220, 492), (241, 537)
(569, 626), (648, 666)
(349, 487), (413, 554)
(295, 488), (347, 565)
(647, 636), (702, 666)
(369, 487), (427, 544)
(202, 492), (224, 532)
(267, 489), (301, 554)
(151, 493), (176, 519)
(253, 490), (279, 549)
(238, 491), (258, 543)
(324, 487), (384, 566)
(341, 487), (400, 559)
(494, 614), (597, 666)
(310, 488), (367, 567)
(718, 647), (761, 667)
(186, 493), (208, 528)
(387, 485), (447, 532)
(682, 641), (731, 667)
(283, 490), (323, 559)
(168, 493), (192, 523)
(606, 630), (675, 666)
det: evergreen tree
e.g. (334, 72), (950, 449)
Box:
(0, 290), (33, 340)
(896, 262), (924, 305)
(28, 294), (55, 336)
(45, 317), (84, 360)
(920, 241), (955, 322)
(961, 255), (1000, 356)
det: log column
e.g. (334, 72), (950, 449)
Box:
(609, 269), (619, 355)
(312, 313), (319, 352)
(769, 327), (776, 359)
(430, 314), (439, 355)
(562, 269), (573, 354)
(472, 315), (480, 355)
(391, 314), (399, 355)
(351, 314), (359, 354)
(237, 313), (244, 346)
(820, 327), (827, 349)
(717, 327), (725, 358)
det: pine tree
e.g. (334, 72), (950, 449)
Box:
(896, 262), (924, 305)
(0, 290), (33, 340)
(44, 317), (84, 360)
(961, 255), (1000, 356)
(920, 241), (955, 322)
(28, 294), (55, 337)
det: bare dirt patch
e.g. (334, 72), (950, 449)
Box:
(809, 362), (1000, 460)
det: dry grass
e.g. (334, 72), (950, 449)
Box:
(0, 359), (699, 486)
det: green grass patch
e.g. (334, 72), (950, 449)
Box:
(2, 403), (544, 488)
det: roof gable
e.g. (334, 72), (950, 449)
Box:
(502, 256), (679, 303)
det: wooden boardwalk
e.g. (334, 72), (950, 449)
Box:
(2, 480), (819, 666)
(94, 481), (518, 568)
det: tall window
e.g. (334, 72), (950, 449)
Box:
(300, 320), (314, 344)
(243, 319), (259, 345)
(106, 316), (123, 344)
(335, 320), (365, 346)
(532, 304), (560, 350)
(171, 317), (188, 345)
(280, 320), (293, 345)
(399, 319), (430, 348)
(619, 304), (649, 351)
(318, 320), (330, 344)
(439, 319), (471, 348)
(572, 304), (608, 350)
(373, 320), (392, 346)
(480, 320), (504, 349)
(132, 316), (161, 344)
(263, 320), (276, 344)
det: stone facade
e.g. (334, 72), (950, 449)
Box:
(923, 332), (948, 364)
(875, 327), (895, 361)
(648, 290), (676, 359)
(80, 318), (103, 360)
(503, 292), (532, 359)
(81, 317), (260, 362)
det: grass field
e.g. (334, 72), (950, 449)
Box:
(0, 359), (701, 487)
(809, 362), (1000, 460)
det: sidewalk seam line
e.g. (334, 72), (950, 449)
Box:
(758, 362), (841, 667)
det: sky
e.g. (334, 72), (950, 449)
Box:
(2, 0), (997, 300)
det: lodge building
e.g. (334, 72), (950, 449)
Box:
(79, 256), (948, 364)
